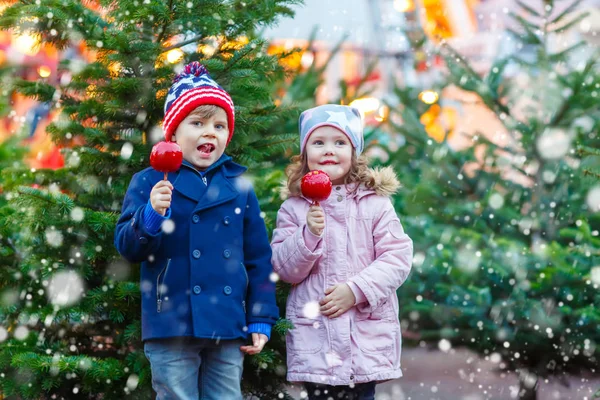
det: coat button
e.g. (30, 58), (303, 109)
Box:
(223, 216), (230, 225)
(336, 186), (341, 191)
(223, 249), (231, 258)
(192, 249), (201, 259)
(337, 195), (343, 202)
(223, 286), (232, 295)
(139, 237), (148, 244)
(350, 374), (355, 380)
(192, 215), (200, 223)
(193, 285), (201, 295)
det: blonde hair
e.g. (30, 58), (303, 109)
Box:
(285, 148), (374, 197)
(188, 104), (224, 120)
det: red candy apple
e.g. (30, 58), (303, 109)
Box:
(150, 141), (183, 180)
(301, 170), (332, 205)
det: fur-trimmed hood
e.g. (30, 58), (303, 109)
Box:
(280, 166), (400, 200)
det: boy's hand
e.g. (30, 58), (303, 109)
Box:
(150, 180), (173, 216)
(320, 284), (356, 319)
(240, 333), (268, 355)
(306, 205), (325, 236)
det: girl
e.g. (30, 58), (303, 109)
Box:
(271, 104), (413, 400)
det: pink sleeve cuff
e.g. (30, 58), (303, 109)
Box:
(347, 281), (367, 305)
(302, 225), (323, 252)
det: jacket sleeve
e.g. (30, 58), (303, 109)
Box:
(243, 187), (279, 326)
(114, 171), (163, 263)
(349, 198), (413, 313)
(271, 200), (323, 284)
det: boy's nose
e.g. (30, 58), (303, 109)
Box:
(202, 127), (216, 137)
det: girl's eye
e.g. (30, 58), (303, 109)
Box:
(335, 140), (347, 145)
(313, 140), (324, 145)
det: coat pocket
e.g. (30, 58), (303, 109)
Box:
(354, 301), (397, 354)
(287, 308), (326, 354)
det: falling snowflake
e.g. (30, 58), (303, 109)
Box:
(586, 186), (600, 212)
(302, 301), (320, 319)
(14, 326), (29, 340)
(70, 207), (84, 222)
(590, 267), (600, 285)
(161, 219), (175, 234)
(120, 142), (134, 160)
(438, 338), (451, 352)
(488, 193), (504, 209)
(536, 128), (571, 160)
(47, 270), (85, 307)
(45, 227), (64, 247)
(126, 374), (139, 391)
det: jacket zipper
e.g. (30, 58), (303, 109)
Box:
(242, 263), (249, 313)
(156, 258), (171, 313)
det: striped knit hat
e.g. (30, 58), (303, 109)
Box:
(163, 62), (235, 143)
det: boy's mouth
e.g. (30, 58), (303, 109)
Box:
(197, 143), (216, 156)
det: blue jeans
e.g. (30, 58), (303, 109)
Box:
(144, 337), (244, 400)
(304, 382), (376, 400)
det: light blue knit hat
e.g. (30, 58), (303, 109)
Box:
(299, 104), (364, 155)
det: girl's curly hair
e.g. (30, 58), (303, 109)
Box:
(285, 149), (375, 197)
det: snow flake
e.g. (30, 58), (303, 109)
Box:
(586, 186), (600, 212)
(126, 374), (139, 391)
(438, 339), (451, 352)
(302, 301), (320, 319)
(14, 326), (29, 340)
(161, 219), (175, 234)
(47, 270), (85, 307)
(70, 207), (85, 222)
(120, 142), (134, 160)
(536, 128), (571, 160)
(45, 227), (64, 247)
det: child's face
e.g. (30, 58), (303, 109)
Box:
(305, 126), (353, 185)
(172, 107), (229, 171)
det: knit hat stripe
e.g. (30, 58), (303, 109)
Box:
(162, 61), (235, 144)
(164, 88), (234, 131)
(164, 75), (224, 113)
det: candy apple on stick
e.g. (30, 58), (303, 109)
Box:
(150, 141), (183, 180)
(301, 170), (332, 206)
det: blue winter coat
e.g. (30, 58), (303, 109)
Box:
(114, 155), (279, 341)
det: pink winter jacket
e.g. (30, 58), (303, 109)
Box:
(271, 167), (413, 386)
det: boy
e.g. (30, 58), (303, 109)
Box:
(114, 62), (278, 400)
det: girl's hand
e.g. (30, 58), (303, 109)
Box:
(306, 205), (325, 236)
(150, 180), (173, 216)
(240, 333), (268, 355)
(319, 284), (356, 318)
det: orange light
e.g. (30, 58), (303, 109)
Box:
(166, 49), (184, 64)
(38, 65), (51, 78)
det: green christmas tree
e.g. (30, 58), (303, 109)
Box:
(383, 1), (599, 399)
(0, 0), (305, 398)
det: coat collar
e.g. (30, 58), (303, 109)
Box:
(172, 154), (247, 210)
